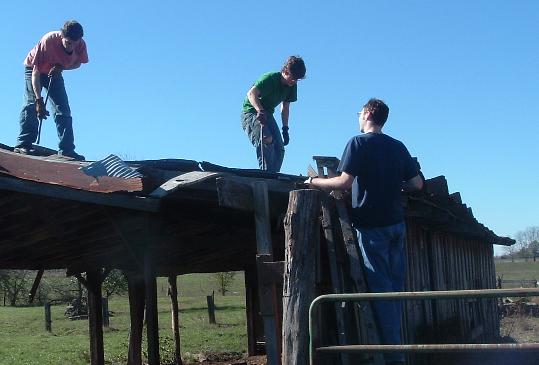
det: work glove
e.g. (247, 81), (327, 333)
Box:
(282, 126), (290, 146)
(48, 64), (63, 77)
(35, 97), (50, 120)
(256, 110), (267, 126)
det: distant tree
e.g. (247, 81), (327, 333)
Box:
(515, 226), (539, 261)
(505, 245), (517, 262)
(42, 275), (81, 304)
(0, 270), (31, 306)
(102, 270), (129, 298)
(529, 240), (539, 262)
(213, 272), (237, 296)
(0, 270), (8, 305)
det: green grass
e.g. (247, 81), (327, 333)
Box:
(0, 272), (247, 365)
(495, 259), (539, 281)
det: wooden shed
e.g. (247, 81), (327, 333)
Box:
(0, 145), (514, 365)
(402, 175), (514, 364)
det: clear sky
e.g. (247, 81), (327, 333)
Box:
(1, 1), (537, 254)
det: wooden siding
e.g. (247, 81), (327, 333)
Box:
(404, 219), (500, 350)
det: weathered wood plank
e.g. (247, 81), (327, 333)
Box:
(244, 265), (264, 356)
(319, 195), (350, 356)
(282, 189), (320, 365)
(0, 175), (159, 212)
(256, 256), (285, 285)
(313, 155), (383, 365)
(216, 176), (253, 211)
(216, 175), (297, 212)
(425, 176), (449, 197)
(252, 181), (281, 365)
(149, 171), (221, 198)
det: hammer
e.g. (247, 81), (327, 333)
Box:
(36, 76), (53, 145)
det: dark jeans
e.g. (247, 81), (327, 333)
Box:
(17, 66), (76, 154)
(357, 221), (407, 363)
(241, 111), (284, 173)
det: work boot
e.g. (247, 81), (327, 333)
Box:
(13, 146), (35, 155)
(59, 150), (85, 161)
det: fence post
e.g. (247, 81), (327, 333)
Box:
(102, 297), (110, 328)
(44, 302), (52, 332)
(207, 293), (216, 324)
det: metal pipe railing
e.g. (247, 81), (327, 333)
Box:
(309, 288), (539, 364)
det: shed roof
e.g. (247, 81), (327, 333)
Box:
(0, 145), (514, 275)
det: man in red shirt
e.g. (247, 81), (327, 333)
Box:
(15, 20), (89, 160)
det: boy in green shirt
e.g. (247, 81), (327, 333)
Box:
(241, 56), (306, 172)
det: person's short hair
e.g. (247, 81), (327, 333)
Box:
(363, 98), (389, 126)
(61, 20), (84, 41)
(282, 56), (306, 80)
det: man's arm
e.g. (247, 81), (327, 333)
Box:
(247, 86), (264, 113)
(281, 101), (290, 127)
(31, 66), (42, 99)
(307, 171), (355, 191)
(403, 174), (423, 192)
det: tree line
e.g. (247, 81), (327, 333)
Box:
(0, 270), (237, 307)
(503, 226), (539, 262)
(0, 269), (128, 307)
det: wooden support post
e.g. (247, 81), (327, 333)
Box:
(207, 293), (216, 324)
(282, 189), (321, 365)
(29, 269), (44, 304)
(127, 273), (145, 365)
(144, 250), (160, 365)
(87, 270), (105, 365)
(168, 275), (183, 365)
(245, 265), (264, 356)
(102, 297), (110, 328)
(252, 181), (281, 365)
(44, 302), (52, 332)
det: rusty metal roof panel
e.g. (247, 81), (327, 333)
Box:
(0, 148), (143, 193)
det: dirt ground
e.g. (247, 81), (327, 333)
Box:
(500, 313), (539, 343)
(180, 353), (266, 365)
(178, 315), (539, 365)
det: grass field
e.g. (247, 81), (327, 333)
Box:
(0, 272), (247, 365)
(1, 261), (538, 365)
(495, 258), (539, 282)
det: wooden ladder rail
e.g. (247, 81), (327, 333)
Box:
(316, 162), (351, 365)
(313, 156), (385, 365)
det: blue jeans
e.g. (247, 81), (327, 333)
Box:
(357, 221), (407, 363)
(17, 67), (76, 154)
(241, 111), (284, 173)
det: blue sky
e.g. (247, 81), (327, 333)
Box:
(1, 1), (537, 253)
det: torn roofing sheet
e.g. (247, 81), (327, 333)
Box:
(0, 148), (143, 193)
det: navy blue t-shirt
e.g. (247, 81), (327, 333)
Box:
(338, 133), (418, 228)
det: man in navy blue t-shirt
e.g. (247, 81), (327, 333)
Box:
(306, 98), (423, 365)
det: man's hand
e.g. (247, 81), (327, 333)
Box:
(35, 98), (50, 120)
(282, 126), (290, 146)
(256, 110), (267, 126)
(48, 64), (63, 77)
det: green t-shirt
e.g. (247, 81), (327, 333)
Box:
(242, 72), (298, 114)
